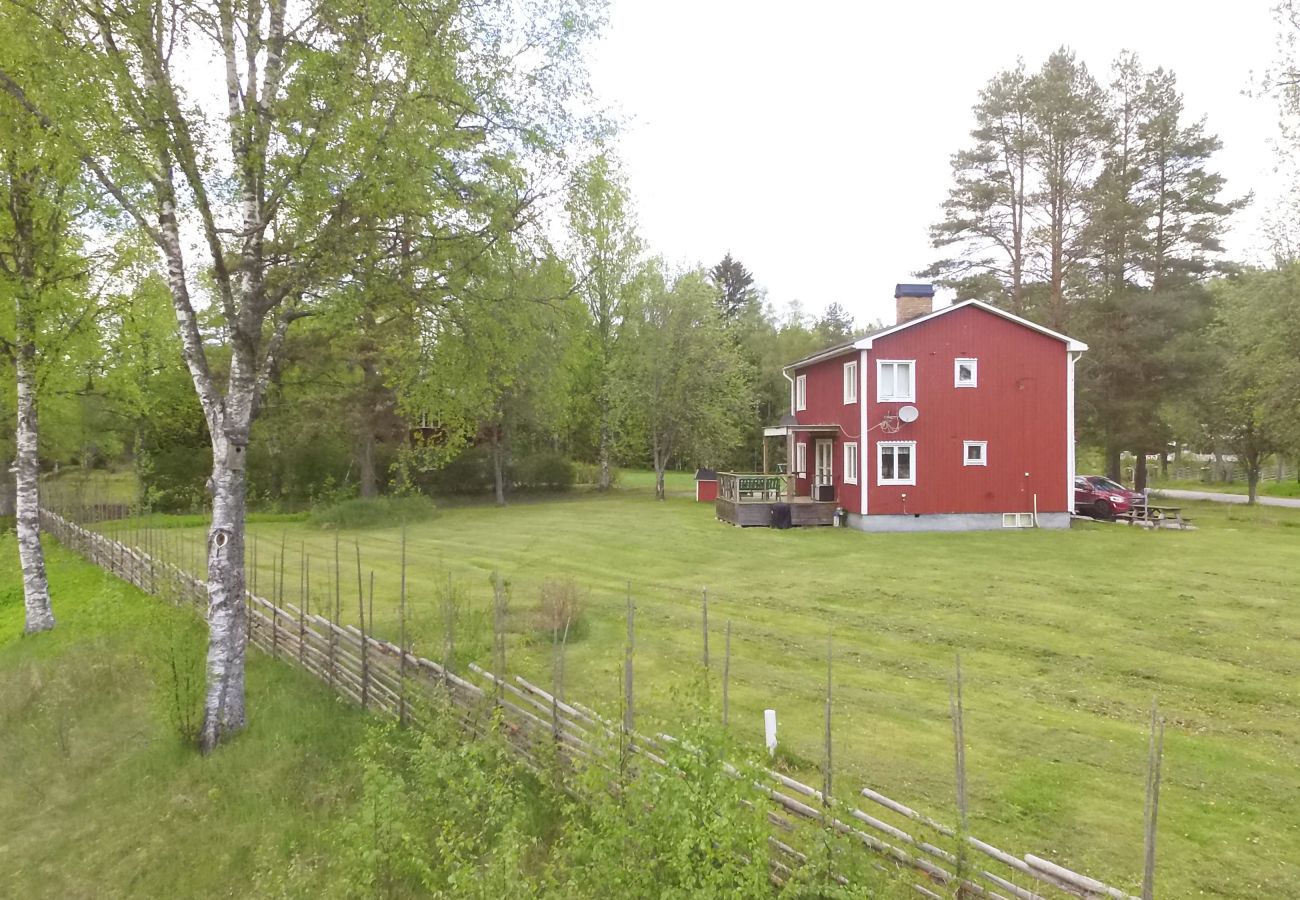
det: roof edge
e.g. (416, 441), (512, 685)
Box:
(857, 300), (1088, 352)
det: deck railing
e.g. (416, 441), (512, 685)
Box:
(717, 472), (792, 503)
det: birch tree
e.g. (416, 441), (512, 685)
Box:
(0, 3), (96, 634)
(0, 0), (598, 750)
(617, 268), (751, 500)
(566, 153), (643, 491)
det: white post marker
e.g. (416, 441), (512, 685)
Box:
(764, 708), (778, 757)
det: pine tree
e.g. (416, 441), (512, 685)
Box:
(709, 252), (756, 322)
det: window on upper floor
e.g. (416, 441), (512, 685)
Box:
(877, 441), (915, 486)
(795, 373), (807, 411)
(877, 360), (915, 402)
(843, 360), (858, 404)
(955, 358), (978, 388)
(963, 440), (987, 466)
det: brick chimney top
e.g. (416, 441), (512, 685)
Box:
(894, 283), (935, 325)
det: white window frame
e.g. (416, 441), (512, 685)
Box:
(844, 442), (858, 484)
(876, 441), (916, 486)
(795, 373), (807, 411)
(955, 358), (978, 388)
(795, 441), (807, 478)
(843, 360), (858, 404)
(876, 360), (915, 402)
(963, 440), (988, 467)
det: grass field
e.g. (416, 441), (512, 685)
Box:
(0, 537), (369, 898)
(1149, 477), (1300, 499)
(77, 473), (1300, 897)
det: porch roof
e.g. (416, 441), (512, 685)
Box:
(762, 423), (841, 437)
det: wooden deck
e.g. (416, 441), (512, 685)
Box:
(715, 496), (838, 527)
(714, 474), (838, 527)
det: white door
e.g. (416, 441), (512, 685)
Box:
(814, 439), (833, 495)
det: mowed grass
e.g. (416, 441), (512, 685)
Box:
(94, 473), (1300, 898)
(0, 536), (368, 899)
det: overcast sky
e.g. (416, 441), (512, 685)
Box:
(586, 0), (1283, 327)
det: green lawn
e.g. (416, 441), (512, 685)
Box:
(1150, 477), (1300, 499)
(82, 475), (1300, 898)
(0, 537), (369, 898)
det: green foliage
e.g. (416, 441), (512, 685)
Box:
(514, 452), (577, 492)
(308, 495), (437, 530)
(141, 599), (206, 746)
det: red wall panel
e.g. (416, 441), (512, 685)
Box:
(791, 350), (861, 512)
(863, 306), (1069, 515)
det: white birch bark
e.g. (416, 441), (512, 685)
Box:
(15, 311), (54, 634)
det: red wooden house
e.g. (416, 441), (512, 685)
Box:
(715, 284), (1087, 531)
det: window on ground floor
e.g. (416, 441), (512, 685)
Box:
(844, 442), (858, 484)
(877, 441), (915, 486)
(796, 441), (807, 478)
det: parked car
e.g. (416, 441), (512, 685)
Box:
(1074, 475), (1145, 520)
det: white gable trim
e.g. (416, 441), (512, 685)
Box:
(854, 299), (1088, 353)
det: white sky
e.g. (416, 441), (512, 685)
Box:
(588, 0), (1284, 327)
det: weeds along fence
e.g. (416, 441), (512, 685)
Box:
(40, 506), (1158, 900)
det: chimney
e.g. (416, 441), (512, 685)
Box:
(895, 283), (935, 325)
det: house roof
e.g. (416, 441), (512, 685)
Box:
(784, 300), (1087, 371)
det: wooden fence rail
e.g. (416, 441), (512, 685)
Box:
(39, 507), (1142, 900)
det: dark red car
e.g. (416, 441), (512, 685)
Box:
(1074, 475), (1145, 520)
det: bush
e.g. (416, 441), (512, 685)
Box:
(515, 452), (576, 492)
(528, 578), (587, 643)
(572, 461), (614, 487)
(308, 495), (437, 529)
(428, 447), (495, 496)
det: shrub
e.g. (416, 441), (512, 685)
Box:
(515, 452), (576, 492)
(529, 578), (587, 643)
(308, 495), (437, 529)
(428, 447), (495, 496)
(571, 461), (615, 487)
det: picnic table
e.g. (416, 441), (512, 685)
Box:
(1126, 502), (1188, 529)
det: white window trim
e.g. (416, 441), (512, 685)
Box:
(844, 442), (858, 484)
(876, 359), (916, 402)
(795, 373), (807, 411)
(795, 441), (807, 478)
(963, 440), (988, 467)
(843, 360), (858, 404)
(955, 358), (978, 388)
(876, 440), (916, 486)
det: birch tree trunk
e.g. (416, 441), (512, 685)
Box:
(197, 424), (250, 753)
(15, 311), (53, 634)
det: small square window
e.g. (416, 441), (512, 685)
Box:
(955, 358), (978, 388)
(963, 441), (987, 466)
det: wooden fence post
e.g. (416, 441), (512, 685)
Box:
(399, 527), (408, 726)
(356, 542), (368, 710)
(300, 553), (309, 666)
(824, 631), (833, 807)
(950, 654), (969, 890)
(623, 583), (635, 734)
(701, 586), (709, 670)
(722, 620), (732, 728)
(492, 572), (507, 705)
(442, 571), (455, 689)
(1142, 698), (1165, 900)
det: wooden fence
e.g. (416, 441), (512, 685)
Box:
(40, 507), (1149, 900)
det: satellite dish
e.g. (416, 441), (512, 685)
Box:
(898, 405), (919, 423)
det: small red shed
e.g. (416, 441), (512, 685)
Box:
(695, 468), (719, 502)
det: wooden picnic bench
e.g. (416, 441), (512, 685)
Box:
(1126, 502), (1188, 529)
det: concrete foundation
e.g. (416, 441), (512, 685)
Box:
(845, 512), (1071, 532)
